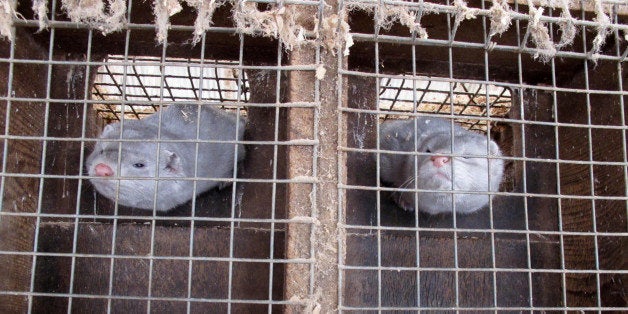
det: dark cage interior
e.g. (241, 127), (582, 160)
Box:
(1, 0), (626, 313)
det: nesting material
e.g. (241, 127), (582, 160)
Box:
(488, 0), (512, 37)
(0, 0), (17, 41)
(318, 12), (353, 56)
(453, 0), (480, 35)
(152, 0), (182, 44)
(555, 0), (576, 48)
(61, 0), (127, 35)
(184, 0), (224, 45)
(527, 4), (557, 62)
(32, 0), (48, 31)
(315, 64), (326, 80)
(0, 0), (620, 64)
(347, 1), (435, 39)
(233, 2), (307, 51)
(591, 0), (612, 61)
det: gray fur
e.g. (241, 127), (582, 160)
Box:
(378, 117), (504, 215)
(86, 104), (246, 211)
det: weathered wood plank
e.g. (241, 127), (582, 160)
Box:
(0, 29), (49, 313)
(32, 223), (284, 313)
(557, 60), (627, 307)
(238, 70), (287, 227)
(344, 232), (562, 308)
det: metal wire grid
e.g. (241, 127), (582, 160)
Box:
(0, 0), (626, 313)
(95, 46), (290, 314)
(91, 55), (250, 122)
(346, 0), (628, 63)
(378, 77), (512, 132)
(93, 57), (513, 128)
(0, 1), (318, 313)
(337, 0), (628, 312)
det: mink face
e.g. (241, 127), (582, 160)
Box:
(378, 117), (504, 215)
(86, 136), (191, 211)
(86, 104), (246, 212)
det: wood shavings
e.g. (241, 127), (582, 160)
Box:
(61, 0), (127, 35)
(0, 0), (17, 41)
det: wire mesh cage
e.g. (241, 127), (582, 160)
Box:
(0, 0), (626, 313)
(91, 55), (249, 122)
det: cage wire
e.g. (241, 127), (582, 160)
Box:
(92, 57), (510, 131)
(0, 0), (627, 313)
(338, 0), (628, 312)
(91, 55), (249, 122)
(378, 77), (512, 132)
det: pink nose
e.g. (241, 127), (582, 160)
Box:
(94, 163), (114, 177)
(431, 156), (450, 168)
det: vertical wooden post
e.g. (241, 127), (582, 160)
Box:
(284, 3), (344, 312)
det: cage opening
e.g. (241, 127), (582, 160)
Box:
(378, 75), (512, 132)
(91, 55), (250, 122)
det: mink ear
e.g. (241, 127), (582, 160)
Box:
(163, 150), (183, 174)
(488, 140), (501, 156)
(102, 124), (116, 137)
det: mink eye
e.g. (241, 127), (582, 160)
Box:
(426, 149), (431, 153)
(133, 163), (146, 168)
